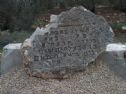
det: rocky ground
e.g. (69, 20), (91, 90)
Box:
(0, 56), (126, 94)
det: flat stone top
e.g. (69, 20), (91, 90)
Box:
(106, 43), (126, 51)
(4, 43), (22, 50)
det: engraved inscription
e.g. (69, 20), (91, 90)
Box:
(34, 56), (39, 61)
(33, 26), (97, 62)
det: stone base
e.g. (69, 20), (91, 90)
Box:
(1, 43), (22, 74)
(100, 43), (126, 80)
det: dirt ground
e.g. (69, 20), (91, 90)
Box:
(1, 57), (126, 94)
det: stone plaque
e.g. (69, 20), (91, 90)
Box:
(22, 6), (114, 79)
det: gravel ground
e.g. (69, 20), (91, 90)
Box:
(0, 59), (126, 94)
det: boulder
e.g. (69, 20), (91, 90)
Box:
(22, 6), (114, 79)
(1, 43), (22, 74)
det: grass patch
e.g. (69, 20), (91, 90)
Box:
(10, 31), (33, 43)
(111, 23), (126, 30)
(0, 31), (33, 43)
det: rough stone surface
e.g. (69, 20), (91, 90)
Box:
(22, 6), (114, 78)
(1, 43), (22, 74)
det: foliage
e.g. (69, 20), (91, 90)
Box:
(113, 0), (126, 11)
(111, 23), (126, 30)
(0, 0), (125, 32)
(0, 0), (37, 31)
(33, 19), (49, 27)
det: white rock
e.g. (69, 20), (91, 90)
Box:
(106, 43), (126, 60)
(30, 15), (59, 43)
(50, 15), (58, 23)
(3, 43), (21, 56)
(105, 43), (126, 65)
(30, 26), (51, 41)
(1, 43), (22, 74)
(109, 27), (114, 33)
(21, 38), (32, 48)
(106, 43), (126, 51)
(122, 26), (126, 30)
(30, 27), (42, 40)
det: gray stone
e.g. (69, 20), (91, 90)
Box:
(97, 43), (126, 80)
(1, 43), (22, 74)
(106, 43), (126, 66)
(22, 6), (114, 79)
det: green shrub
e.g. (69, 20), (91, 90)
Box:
(111, 23), (126, 30)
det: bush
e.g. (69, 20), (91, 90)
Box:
(0, 0), (37, 31)
(111, 23), (126, 30)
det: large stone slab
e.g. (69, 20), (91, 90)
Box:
(22, 6), (114, 79)
(1, 43), (22, 74)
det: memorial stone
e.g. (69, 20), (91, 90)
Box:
(22, 6), (114, 78)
